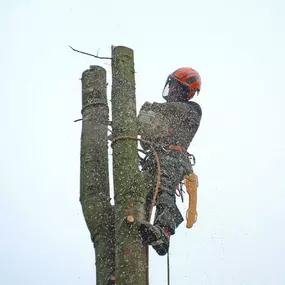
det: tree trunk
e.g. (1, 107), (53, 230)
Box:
(111, 46), (147, 285)
(80, 66), (115, 285)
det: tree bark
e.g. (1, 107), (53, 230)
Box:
(111, 46), (147, 285)
(80, 66), (115, 285)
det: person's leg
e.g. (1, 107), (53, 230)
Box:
(140, 151), (191, 255)
(153, 151), (186, 233)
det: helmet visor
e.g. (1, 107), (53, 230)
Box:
(162, 76), (171, 98)
(162, 76), (189, 101)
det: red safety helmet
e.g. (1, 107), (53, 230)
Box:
(162, 67), (201, 101)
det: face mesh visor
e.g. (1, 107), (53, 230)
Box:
(162, 78), (171, 98)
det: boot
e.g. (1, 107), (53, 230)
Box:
(140, 221), (170, 256)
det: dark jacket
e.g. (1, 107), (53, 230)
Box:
(138, 101), (202, 150)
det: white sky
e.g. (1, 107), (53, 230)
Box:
(1, 0), (285, 284)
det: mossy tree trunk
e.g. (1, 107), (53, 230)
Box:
(111, 46), (148, 285)
(80, 66), (115, 285)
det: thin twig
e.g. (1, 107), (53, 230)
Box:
(74, 118), (82, 123)
(69, 46), (112, 60)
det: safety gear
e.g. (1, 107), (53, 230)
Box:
(162, 67), (201, 101)
(140, 221), (170, 256)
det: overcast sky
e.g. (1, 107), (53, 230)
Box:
(1, 0), (285, 284)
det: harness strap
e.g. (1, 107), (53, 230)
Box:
(168, 144), (184, 152)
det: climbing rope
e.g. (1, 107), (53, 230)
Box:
(167, 251), (170, 285)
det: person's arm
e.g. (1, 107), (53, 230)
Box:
(137, 102), (168, 137)
(140, 101), (153, 112)
(184, 101), (202, 126)
(137, 102), (156, 134)
(150, 101), (201, 125)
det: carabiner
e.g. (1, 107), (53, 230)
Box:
(188, 154), (196, 166)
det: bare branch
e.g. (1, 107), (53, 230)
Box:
(74, 118), (82, 123)
(69, 46), (111, 60)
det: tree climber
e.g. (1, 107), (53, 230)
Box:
(137, 67), (202, 255)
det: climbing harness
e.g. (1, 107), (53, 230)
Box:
(111, 135), (199, 284)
